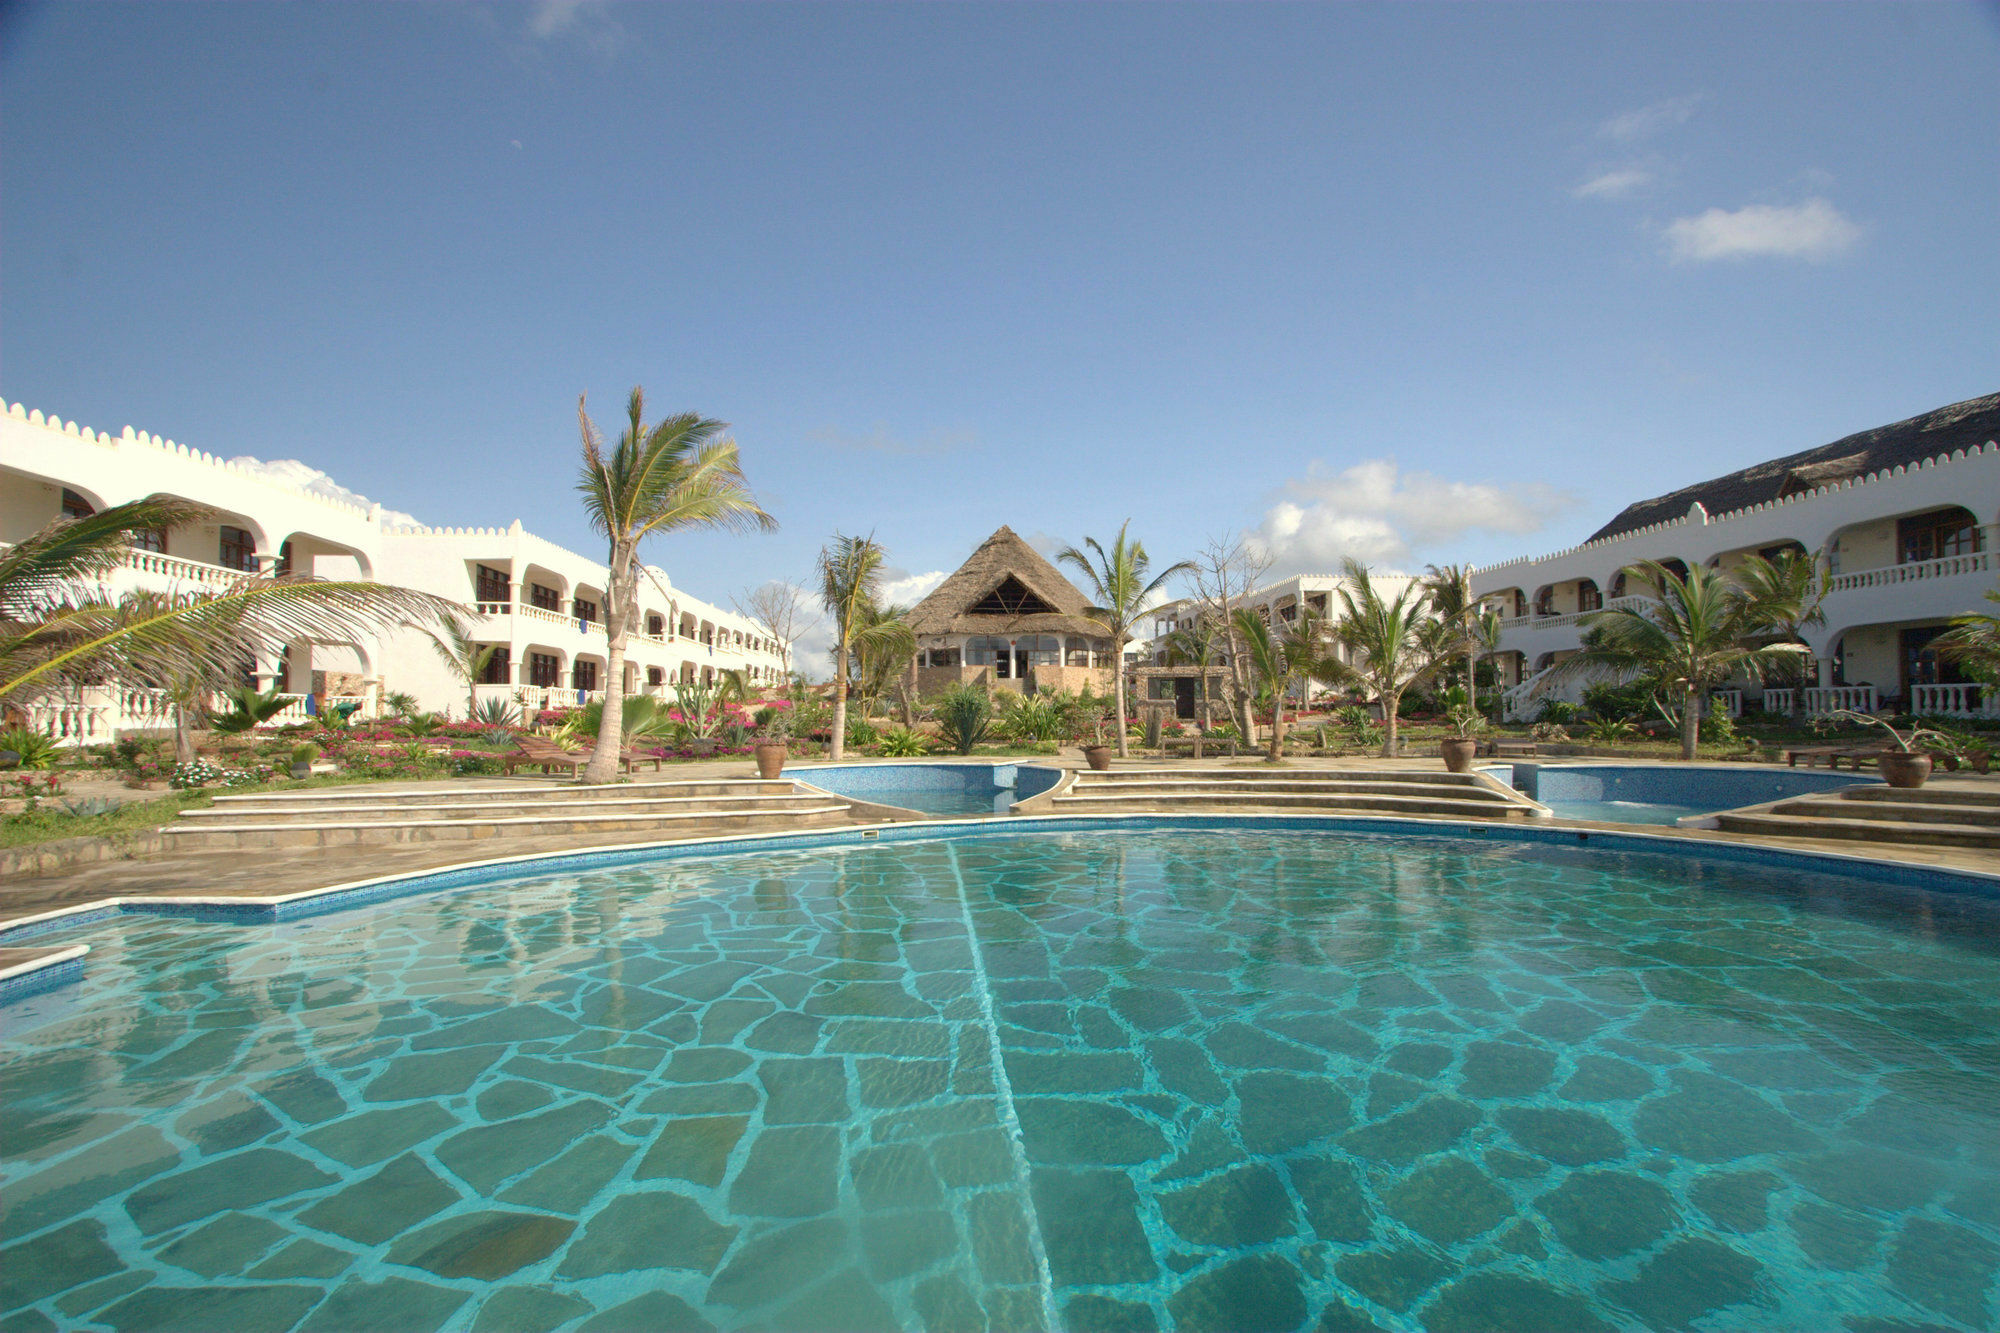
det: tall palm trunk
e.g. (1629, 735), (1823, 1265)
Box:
(1112, 636), (1128, 756)
(585, 552), (633, 783)
(1681, 683), (1701, 761)
(1465, 647), (1478, 715)
(830, 645), (849, 761)
(1267, 699), (1284, 762)
(1381, 689), (1400, 758)
(900, 660), (917, 730)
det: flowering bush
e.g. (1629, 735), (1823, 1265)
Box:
(217, 766), (273, 788)
(169, 760), (222, 789)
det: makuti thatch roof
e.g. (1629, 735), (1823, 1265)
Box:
(906, 526), (1109, 639)
(1587, 391), (2000, 543)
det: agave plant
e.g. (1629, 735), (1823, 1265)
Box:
(933, 682), (992, 755)
(474, 696), (519, 728)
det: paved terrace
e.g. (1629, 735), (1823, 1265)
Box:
(3, 754), (1996, 949)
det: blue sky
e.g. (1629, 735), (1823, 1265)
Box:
(5, 1), (1996, 629)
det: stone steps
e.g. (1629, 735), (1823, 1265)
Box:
(1714, 779), (2000, 848)
(1052, 768), (1537, 821)
(1768, 796), (2000, 827)
(1714, 810), (2000, 850)
(183, 792), (835, 827)
(163, 778), (858, 850)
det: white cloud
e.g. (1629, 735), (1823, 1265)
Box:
(525, 0), (627, 55)
(1598, 94), (1704, 142)
(1573, 167), (1654, 200)
(226, 456), (423, 528)
(1247, 459), (1575, 576)
(1662, 197), (1862, 263)
(881, 570), (946, 607)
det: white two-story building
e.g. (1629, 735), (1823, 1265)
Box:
(1473, 392), (2000, 719)
(0, 398), (788, 741)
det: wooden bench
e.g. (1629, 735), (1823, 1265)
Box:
(1488, 740), (1537, 758)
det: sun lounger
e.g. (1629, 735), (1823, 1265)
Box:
(503, 736), (589, 775)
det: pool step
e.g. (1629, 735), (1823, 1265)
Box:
(1052, 768), (1537, 821)
(1714, 782), (2000, 849)
(163, 778), (859, 850)
(1766, 795), (2000, 828)
(1714, 811), (2000, 850)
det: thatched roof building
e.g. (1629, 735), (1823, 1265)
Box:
(906, 526), (1107, 639)
(908, 526), (1116, 691)
(1587, 391), (2000, 543)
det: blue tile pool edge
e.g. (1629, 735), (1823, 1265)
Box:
(4, 812), (1998, 999)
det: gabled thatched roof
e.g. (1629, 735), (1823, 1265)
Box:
(906, 526), (1109, 638)
(1587, 392), (2000, 543)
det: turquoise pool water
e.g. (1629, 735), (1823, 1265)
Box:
(5, 828), (1999, 1331)
(1488, 764), (1883, 826)
(793, 762), (1063, 817)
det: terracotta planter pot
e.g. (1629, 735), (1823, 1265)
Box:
(1083, 745), (1114, 771)
(1878, 752), (1932, 789)
(1440, 738), (1479, 773)
(753, 742), (788, 779)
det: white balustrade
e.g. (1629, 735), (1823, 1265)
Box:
(1829, 550), (1994, 593)
(1804, 686), (1878, 716)
(1709, 689), (1742, 719)
(25, 701), (111, 745)
(116, 546), (242, 589)
(1911, 682), (1999, 717)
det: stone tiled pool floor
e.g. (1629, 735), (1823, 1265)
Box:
(4, 829), (2000, 1331)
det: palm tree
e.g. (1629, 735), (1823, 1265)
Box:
(3, 498), (459, 724)
(1422, 563), (1481, 714)
(1931, 586), (2000, 689)
(432, 617), (500, 721)
(1734, 547), (1829, 722)
(576, 388), (775, 783)
(1233, 607), (1327, 761)
(852, 601), (917, 720)
(1058, 522), (1194, 758)
(1317, 559), (1442, 757)
(1557, 560), (1799, 760)
(817, 533), (912, 762)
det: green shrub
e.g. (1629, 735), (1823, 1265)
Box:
(1538, 700), (1579, 726)
(875, 727), (929, 757)
(0, 727), (60, 770)
(1581, 680), (1652, 722)
(934, 684), (992, 755)
(845, 716), (880, 748)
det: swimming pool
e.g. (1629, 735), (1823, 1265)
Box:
(5, 822), (1997, 1331)
(1492, 763), (1882, 825)
(791, 761), (1064, 817)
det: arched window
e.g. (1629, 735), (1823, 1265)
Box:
(219, 526), (257, 572)
(61, 488), (95, 519)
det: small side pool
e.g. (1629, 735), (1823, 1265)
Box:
(790, 761), (1064, 817)
(1488, 762), (1882, 825)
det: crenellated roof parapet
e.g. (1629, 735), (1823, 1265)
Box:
(2, 398), (376, 520)
(1476, 437), (2000, 577)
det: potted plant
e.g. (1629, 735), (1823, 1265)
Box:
(1081, 698), (1117, 771)
(1438, 687), (1483, 773)
(752, 705), (791, 779)
(290, 742), (320, 780)
(1821, 709), (1952, 789)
